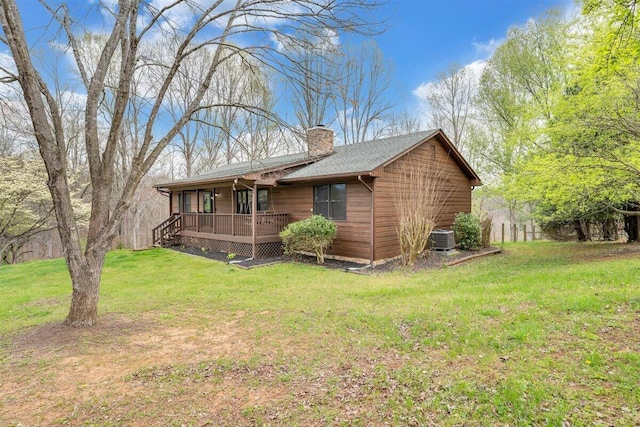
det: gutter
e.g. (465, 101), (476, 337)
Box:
(279, 170), (375, 183)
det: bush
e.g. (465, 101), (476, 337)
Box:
(453, 212), (482, 250)
(279, 215), (337, 264)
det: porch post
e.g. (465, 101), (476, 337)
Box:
(231, 188), (236, 236)
(196, 189), (200, 232)
(169, 191), (173, 216)
(212, 188), (216, 234)
(251, 183), (257, 258)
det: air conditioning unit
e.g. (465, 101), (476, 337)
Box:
(429, 230), (455, 251)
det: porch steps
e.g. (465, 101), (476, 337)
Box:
(152, 215), (182, 247)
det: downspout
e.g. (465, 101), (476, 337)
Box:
(154, 188), (171, 210)
(358, 175), (374, 265)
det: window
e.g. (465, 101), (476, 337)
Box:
(237, 190), (250, 214)
(182, 191), (194, 213)
(203, 191), (213, 213)
(257, 189), (268, 211)
(313, 183), (346, 220)
(236, 189), (269, 214)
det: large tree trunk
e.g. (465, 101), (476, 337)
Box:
(625, 214), (639, 242)
(574, 219), (590, 241)
(64, 253), (105, 326)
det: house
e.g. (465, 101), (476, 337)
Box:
(153, 127), (482, 264)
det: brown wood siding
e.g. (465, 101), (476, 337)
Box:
(271, 180), (372, 260)
(214, 187), (233, 214)
(374, 138), (473, 261)
(171, 192), (179, 215)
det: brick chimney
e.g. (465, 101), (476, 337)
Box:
(306, 125), (334, 157)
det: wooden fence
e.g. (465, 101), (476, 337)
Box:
(493, 223), (543, 243)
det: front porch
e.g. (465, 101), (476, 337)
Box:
(153, 212), (290, 258)
(180, 212), (289, 238)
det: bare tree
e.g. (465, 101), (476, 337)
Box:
(393, 152), (452, 266)
(376, 109), (421, 138)
(0, 0), (380, 326)
(424, 64), (476, 153)
(335, 40), (396, 144)
(286, 25), (340, 130)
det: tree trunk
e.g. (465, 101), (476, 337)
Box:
(574, 219), (588, 241)
(63, 253), (105, 327)
(625, 214), (639, 242)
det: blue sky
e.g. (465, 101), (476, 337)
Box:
(372, 0), (571, 109)
(8, 0), (573, 126)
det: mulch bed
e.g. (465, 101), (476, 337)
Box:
(169, 245), (502, 273)
(170, 245), (250, 263)
(369, 246), (502, 274)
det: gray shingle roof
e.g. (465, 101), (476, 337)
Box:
(156, 129), (479, 188)
(156, 152), (312, 187)
(280, 130), (438, 181)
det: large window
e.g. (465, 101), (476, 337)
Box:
(236, 189), (268, 214)
(313, 183), (346, 220)
(258, 189), (268, 211)
(182, 191), (194, 213)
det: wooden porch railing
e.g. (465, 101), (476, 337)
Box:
(152, 214), (181, 246)
(180, 213), (289, 237)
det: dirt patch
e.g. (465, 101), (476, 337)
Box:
(8, 313), (149, 360)
(570, 242), (640, 263)
(0, 313), (255, 426)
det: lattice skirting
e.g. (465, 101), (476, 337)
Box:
(255, 241), (284, 258)
(174, 235), (282, 258)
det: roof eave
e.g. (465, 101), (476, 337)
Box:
(154, 174), (247, 189)
(433, 130), (482, 183)
(153, 156), (321, 189)
(278, 170), (375, 183)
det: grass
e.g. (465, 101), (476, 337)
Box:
(1, 241), (639, 426)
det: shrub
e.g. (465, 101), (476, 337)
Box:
(453, 212), (482, 250)
(393, 152), (452, 266)
(279, 215), (337, 264)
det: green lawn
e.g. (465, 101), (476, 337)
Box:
(1, 242), (639, 426)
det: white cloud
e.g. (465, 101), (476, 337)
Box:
(412, 60), (486, 102)
(269, 32), (287, 52)
(472, 38), (503, 58)
(411, 60), (487, 130)
(269, 26), (340, 54)
(315, 28), (340, 51)
(0, 51), (18, 96)
(0, 51), (17, 75)
(464, 59), (487, 81)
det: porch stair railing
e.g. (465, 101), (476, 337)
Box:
(152, 214), (181, 247)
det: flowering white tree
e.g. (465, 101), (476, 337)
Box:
(0, 157), (89, 264)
